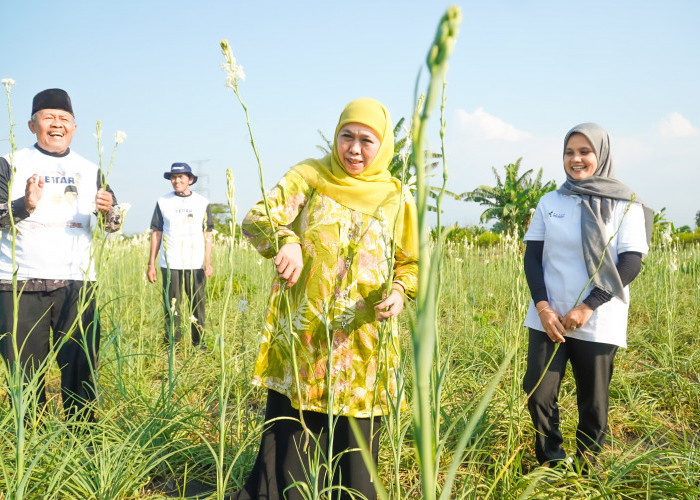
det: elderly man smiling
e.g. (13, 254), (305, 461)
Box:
(0, 88), (121, 423)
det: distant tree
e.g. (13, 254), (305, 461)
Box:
(461, 158), (556, 237)
(653, 206), (673, 233)
(696, 209), (700, 228)
(653, 207), (669, 227)
(209, 202), (237, 236)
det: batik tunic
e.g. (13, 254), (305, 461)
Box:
(242, 170), (418, 418)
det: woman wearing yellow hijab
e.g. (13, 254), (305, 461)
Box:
(235, 98), (418, 499)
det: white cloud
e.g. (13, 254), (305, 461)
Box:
(657, 112), (700, 138)
(444, 109), (560, 227)
(615, 127), (700, 226)
(455, 107), (531, 142)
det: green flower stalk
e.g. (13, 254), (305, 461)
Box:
(221, 40), (284, 263)
(219, 39), (310, 490)
(2, 76), (28, 500)
(435, 82), (449, 239)
(225, 168), (238, 244)
(79, 121), (126, 414)
(422, 6), (461, 134)
(220, 40), (272, 242)
(409, 7), (461, 500)
(209, 168), (237, 499)
(2, 77), (20, 353)
(2, 78), (19, 343)
(430, 82), (449, 469)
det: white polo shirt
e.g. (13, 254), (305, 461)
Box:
(523, 191), (648, 348)
(152, 191), (212, 270)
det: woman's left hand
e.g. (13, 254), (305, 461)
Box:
(375, 287), (404, 321)
(562, 303), (594, 331)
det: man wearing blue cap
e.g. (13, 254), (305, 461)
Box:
(147, 163), (213, 347)
(0, 88), (121, 422)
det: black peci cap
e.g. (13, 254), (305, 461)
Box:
(31, 88), (74, 116)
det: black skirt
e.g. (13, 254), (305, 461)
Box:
(229, 389), (382, 500)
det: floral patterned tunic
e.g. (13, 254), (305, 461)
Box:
(242, 170), (418, 417)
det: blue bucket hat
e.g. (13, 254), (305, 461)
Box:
(164, 162), (197, 184)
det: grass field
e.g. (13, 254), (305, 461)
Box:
(7, 8), (697, 498)
(1, 232), (697, 499)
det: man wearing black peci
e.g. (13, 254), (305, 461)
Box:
(0, 88), (121, 422)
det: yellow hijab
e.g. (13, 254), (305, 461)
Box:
(292, 98), (402, 220)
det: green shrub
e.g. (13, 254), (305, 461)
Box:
(676, 228), (700, 246)
(475, 231), (501, 247)
(433, 224), (503, 247)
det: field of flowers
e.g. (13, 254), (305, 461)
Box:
(2, 7), (698, 499)
(1, 231), (696, 498)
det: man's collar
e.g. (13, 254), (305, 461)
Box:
(34, 143), (71, 158)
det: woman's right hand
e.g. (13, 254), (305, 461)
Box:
(274, 243), (303, 288)
(536, 300), (567, 343)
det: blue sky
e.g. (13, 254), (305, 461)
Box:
(2, 0), (698, 233)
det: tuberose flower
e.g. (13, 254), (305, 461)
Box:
(233, 65), (245, 82)
(1, 78), (15, 91)
(114, 131), (127, 144)
(116, 202), (131, 215)
(220, 39), (245, 89)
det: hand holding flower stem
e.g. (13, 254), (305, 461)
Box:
(408, 7), (461, 500)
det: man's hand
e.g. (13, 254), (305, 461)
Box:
(25, 174), (44, 212)
(204, 262), (214, 278)
(95, 189), (113, 214)
(274, 243), (303, 288)
(147, 263), (157, 284)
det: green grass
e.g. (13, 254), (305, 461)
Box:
(1, 235), (696, 498)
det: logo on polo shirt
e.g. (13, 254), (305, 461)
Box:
(548, 211), (565, 219)
(43, 175), (76, 184)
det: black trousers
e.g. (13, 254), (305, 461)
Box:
(0, 282), (100, 420)
(230, 390), (382, 500)
(523, 328), (618, 465)
(160, 268), (206, 346)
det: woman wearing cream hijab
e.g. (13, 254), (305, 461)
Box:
(234, 98), (418, 499)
